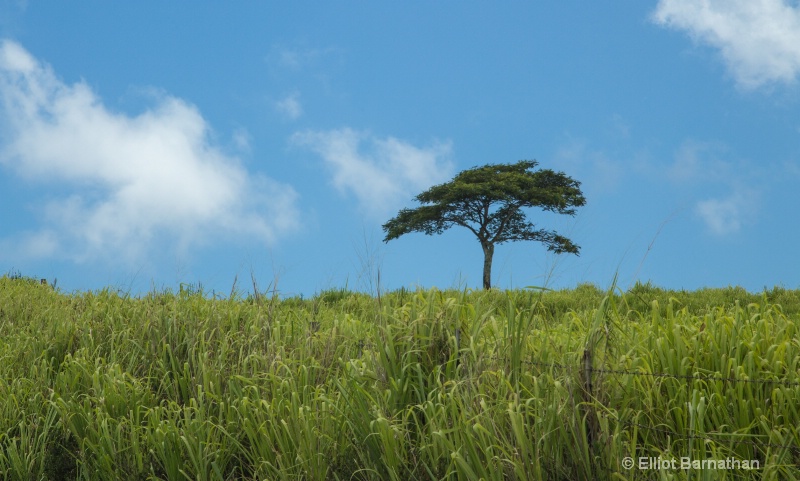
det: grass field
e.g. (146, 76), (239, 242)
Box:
(1, 276), (799, 480)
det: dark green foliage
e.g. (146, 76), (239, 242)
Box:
(383, 160), (586, 289)
(43, 431), (79, 481)
(318, 287), (361, 306)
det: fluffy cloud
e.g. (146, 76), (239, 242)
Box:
(652, 0), (800, 88)
(0, 40), (299, 263)
(291, 128), (454, 219)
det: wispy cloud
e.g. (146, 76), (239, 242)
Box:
(666, 139), (731, 183)
(0, 40), (300, 264)
(652, 0), (800, 89)
(275, 92), (303, 120)
(291, 128), (454, 219)
(664, 139), (761, 235)
(695, 187), (758, 235)
(0, 0), (27, 31)
(269, 45), (342, 71)
(231, 127), (252, 152)
(553, 138), (626, 194)
(610, 114), (631, 139)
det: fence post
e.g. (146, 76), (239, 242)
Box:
(582, 349), (595, 446)
(686, 374), (693, 463)
(454, 327), (461, 368)
(581, 348), (599, 479)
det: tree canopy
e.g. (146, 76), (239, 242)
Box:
(382, 160), (586, 289)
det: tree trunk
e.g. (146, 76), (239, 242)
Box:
(482, 242), (494, 290)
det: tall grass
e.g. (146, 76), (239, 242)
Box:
(0, 276), (799, 480)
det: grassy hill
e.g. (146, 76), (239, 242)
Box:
(1, 276), (799, 480)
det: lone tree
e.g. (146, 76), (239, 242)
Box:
(382, 160), (586, 289)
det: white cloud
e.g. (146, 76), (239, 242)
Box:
(0, 40), (300, 264)
(695, 188), (757, 235)
(291, 128), (454, 219)
(652, 0), (800, 89)
(275, 92), (303, 120)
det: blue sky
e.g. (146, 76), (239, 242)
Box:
(1, 1), (799, 296)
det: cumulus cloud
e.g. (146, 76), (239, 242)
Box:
(652, 0), (800, 89)
(0, 40), (300, 263)
(291, 128), (454, 219)
(275, 92), (303, 120)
